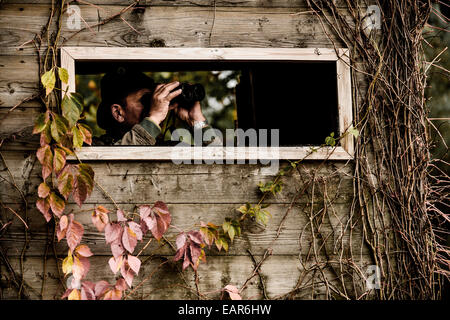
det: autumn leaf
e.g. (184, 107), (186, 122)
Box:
(108, 256), (123, 274)
(78, 123), (92, 145)
(36, 144), (53, 180)
(122, 226), (138, 254)
(50, 114), (69, 143)
(111, 242), (125, 259)
(75, 244), (93, 258)
(32, 112), (50, 134)
(36, 197), (52, 222)
(174, 231), (205, 271)
(91, 205), (109, 232)
(139, 202), (171, 241)
(57, 215), (69, 241)
(40, 125), (52, 146)
(56, 165), (75, 200)
(94, 280), (111, 298)
(105, 223), (123, 244)
(72, 163), (94, 207)
(117, 209), (127, 222)
(66, 214), (84, 252)
(49, 192), (65, 218)
(103, 288), (122, 300)
(68, 288), (81, 300)
(72, 255), (90, 281)
(38, 182), (50, 198)
(53, 148), (66, 174)
(72, 126), (84, 149)
(224, 285), (242, 300)
(115, 278), (127, 291)
(127, 255), (141, 275)
(128, 221), (143, 241)
(62, 253), (73, 275)
(81, 281), (96, 300)
(41, 69), (56, 96)
(58, 67), (69, 84)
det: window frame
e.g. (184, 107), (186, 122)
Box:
(60, 47), (354, 161)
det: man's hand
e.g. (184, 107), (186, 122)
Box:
(147, 81), (182, 126)
(172, 101), (206, 127)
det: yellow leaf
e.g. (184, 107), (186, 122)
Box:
(68, 289), (81, 300)
(62, 254), (73, 275)
(58, 67), (69, 84)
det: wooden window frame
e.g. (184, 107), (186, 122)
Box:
(60, 47), (354, 161)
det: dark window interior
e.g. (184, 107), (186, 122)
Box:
(76, 60), (339, 146)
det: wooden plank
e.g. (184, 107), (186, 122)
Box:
(1, 202), (370, 257)
(71, 146), (353, 161)
(337, 51), (354, 156)
(1, 254), (370, 300)
(0, 106), (40, 138)
(63, 47), (342, 61)
(0, 0), (353, 8)
(0, 5), (349, 55)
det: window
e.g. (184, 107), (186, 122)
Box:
(61, 47), (353, 160)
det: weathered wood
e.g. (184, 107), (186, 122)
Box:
(0, 254), (371, 300)
(0, 107), (39, 138)
(0, 0), (354, 8)
(1, 202), (370, 257)
(0, 4), (350, 55)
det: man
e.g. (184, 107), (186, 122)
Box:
(96, 67), (210, 145)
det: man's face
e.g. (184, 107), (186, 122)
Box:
(122, 88), (152, 127)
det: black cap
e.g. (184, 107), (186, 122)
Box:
(96, 67), (155, 130)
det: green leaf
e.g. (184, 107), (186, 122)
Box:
(58, 67), (69, 84)
(50, 114), (68, 143)
(348, 126), (359, 138)
(228, 226), (235, 242)
(33, 112), (50, 134)
(72, 126), (84, 149)
(41, 69), (56, 96)
(62, 95), (81, 128)
(325, 133), (336, 147)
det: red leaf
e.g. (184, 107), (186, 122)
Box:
(94, 280), (111, 298)
(120, 261), (135, 288)
(61, 288), (73, 299)
(78, 124), (93, 146)
(66, 215), (84, 252)
(108, 256), (123, 274)
(224, 285), (242, 300)
(122, 226), (137, 253)
(189, 243), (202, 271)
(105, 223), (122, 244)
(57, 215), (69, 241)
(75, 244), (93, 258)
(72, 164), (94, 207)
(56, 165), (74, 200)
(72, 256), (84, 281)
(117, 209), (127, 222)
(103, 289), (122, 300)
(128, 221), (143, 241)
(144, 202), (171, 241)
(176, 233), (186, 250)
(139, 205), (152, 220)
(36, 144), (53, 180)
(92, 206), (109, 232)
(188, 231), (204, 245)
(49, 192), (65, 217)
(111, 243), (125, 259)
(36, 198), (51, 222)
(127, 255), (141, 275)
(115, 278), (127, 291)
(38, 182), (50, 198)
(81, 282), (96, 300)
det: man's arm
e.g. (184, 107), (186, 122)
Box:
(114, 117), (161, 145)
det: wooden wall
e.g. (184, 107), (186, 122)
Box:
(0, 0), (373, 300)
